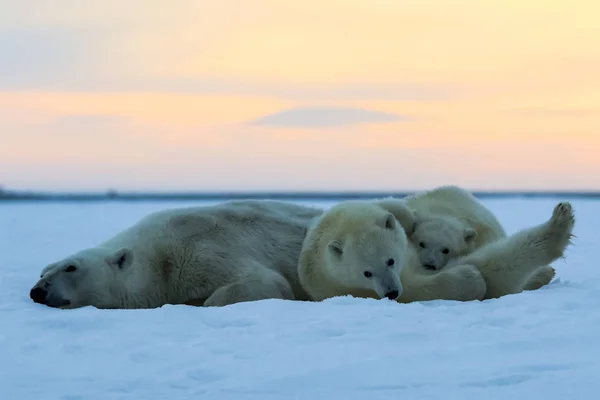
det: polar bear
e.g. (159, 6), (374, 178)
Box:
(297, 201), (408, 302)
(448, 201), (572, 299)
(402, 186), (557, 291)
(372, 196), (478, 272)
(29, 200), (323, 309)
(298, 195), (575, 302)
(403, 186), (506, 251)
(409, 212), (478, 271)
(299, 199), (488, 302)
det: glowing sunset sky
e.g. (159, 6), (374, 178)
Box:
(1, 0), (599, 191)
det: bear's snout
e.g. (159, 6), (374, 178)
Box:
(384, 290), (399, 300)
(30, 287), (48, 304)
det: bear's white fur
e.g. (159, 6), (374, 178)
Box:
(403, 186), (506, 243)
(299, 199), (488, 302)
(402, 186), (556, 291)
(299, 190), (575, 302)
(409, 212), (478, 271)
(446, 200), (573, 299)
(30, 200), (323, 309)
(297, 201), (408, 302)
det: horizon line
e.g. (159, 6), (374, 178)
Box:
(2, 188), (600, 202)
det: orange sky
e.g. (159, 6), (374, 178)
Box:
(1, 0), (599, 191)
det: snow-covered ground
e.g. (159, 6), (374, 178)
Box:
(1, 198), (599, 400)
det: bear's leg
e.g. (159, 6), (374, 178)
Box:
(522, 265), (556, 291)
(398, 264), (487, 303)
(203, 260), (295, 307)
(453, 202), (574, 299)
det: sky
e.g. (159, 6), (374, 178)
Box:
(1, 0), (599, 192)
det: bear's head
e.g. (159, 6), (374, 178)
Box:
(325, 206), (407, 300)
(29, 247), (134, 309)
(410, 212), (477, 271)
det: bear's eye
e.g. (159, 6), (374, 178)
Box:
(386, 258), (395, 266)
(65, 265), (77, 273)
(441, 248), (449, 255)
(363, 271), (373, 278)
(418, 242), (426, 248)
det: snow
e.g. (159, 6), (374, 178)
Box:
(1, 198), (599, 400)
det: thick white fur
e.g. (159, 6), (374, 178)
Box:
(403, 186), (506, 244)
(298, 201), (408, 302)
(444, 201), (574, 298)
(409, 214), (478, 271)
(403, 186), (557, 291)
(299, 191), (575, 302)
(30, 200), (323, 309)
(299, 199), (488, 302)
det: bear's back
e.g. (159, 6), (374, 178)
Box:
(404, 185), (506, 245)
(102, 200), (322, 273)
(102, 200), (323, 303)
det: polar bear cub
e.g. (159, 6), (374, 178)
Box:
(410, 211), (478, 271)
(374, 195), (478, 271)
(403, 186), (560, 291)
(298, 201), (408, 302)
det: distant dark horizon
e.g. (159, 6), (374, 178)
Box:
(2, 186), (600, 202)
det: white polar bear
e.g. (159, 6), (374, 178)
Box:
(298, 199), (488, 302)
(29, 200), (323, 309)
(409, 212), (478, 271)
(297, 201), (408, 302)
(299, 193), (575, 302)
(401, 186), (557, 291)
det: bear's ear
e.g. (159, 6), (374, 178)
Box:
(374, 198), (414, 233)
(106, 247), (134, 269)
(328, 240), (344, 258)
(408, 210), (420, 234)
(380, 212), (397, 230)
(463, 228), (477, 243)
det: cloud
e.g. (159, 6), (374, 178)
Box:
(0, 4), (459, 101)
(1, 113), (132, 140)
(0, 26), (118, 90)
(0, 15), (454, 100)
(249, 107), (406, 128)
(136, 80), (453, 101)
(507, 107), (600, 118)
(0, 52), (455, 100)
(0, 112), (166, 164)
(51, 114), (130, 130)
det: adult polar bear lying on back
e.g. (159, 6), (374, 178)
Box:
(298, 191), (575, 302)
(30, 200), (322, 309)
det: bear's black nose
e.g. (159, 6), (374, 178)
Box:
(30, 287), (48, 304)
(385, 290), (399, 300)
